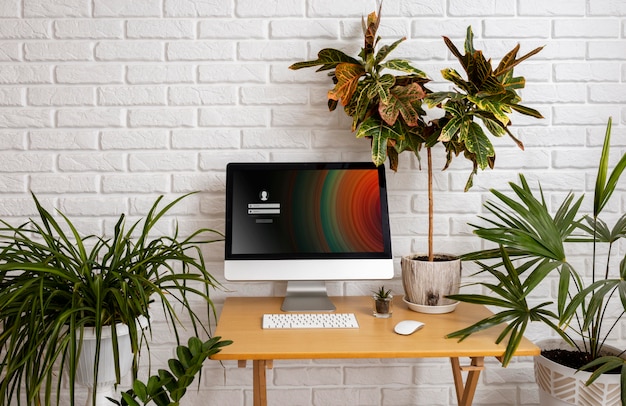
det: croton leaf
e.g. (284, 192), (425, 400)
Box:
(441, 68), (472, 93)
(381, 59), (428, 77)
(328, 63), (366, 106)
(468, 95), (511, 126)
(345, 80), (374, 131)
(289, 48), (361, 72)
(378, 83), (426, 126)
(463, 121), (494, 170)
(374, 37), (406, 66)
(510, 103), (544, 119)
(356, 116), (404, 167)
(367, 74), (395, 103)
(362, 4), (382, 57)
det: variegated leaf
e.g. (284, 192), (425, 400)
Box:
(464, 121), (494, 170)
(327, 63), (366, 106)
(378, 83), (426, 126)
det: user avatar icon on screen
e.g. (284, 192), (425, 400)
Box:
(259, 190), (269, 201)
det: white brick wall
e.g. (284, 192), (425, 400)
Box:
(0, 0), (624, 405)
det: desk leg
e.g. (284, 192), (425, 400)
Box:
(253, 360), (269, 406)
(450, 357), (484, 406)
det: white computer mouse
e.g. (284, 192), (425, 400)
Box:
(393, 320), (425, 335)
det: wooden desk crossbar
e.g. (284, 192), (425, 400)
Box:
(211, 296), (539, 406)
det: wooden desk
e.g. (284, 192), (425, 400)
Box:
(211, 296), (539, 406)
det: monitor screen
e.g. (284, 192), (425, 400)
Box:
(224, 162), (393, 311)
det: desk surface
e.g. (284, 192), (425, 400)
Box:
(211, 296), (540, 361)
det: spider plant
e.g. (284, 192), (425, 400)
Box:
(0, 192), (224, 406)
(446, 117), (626, 398)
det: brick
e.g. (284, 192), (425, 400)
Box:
(102, 174), (169, 193)
(521, 83), (587, 104)
(54, 20), (123, 39)
(24, 0), (89, 17)
(242, 129), (309, 149)
(127, 65), (194, 84)
(199, 19), (265, 39)
(0, 43), (20, 61)
(240, 86), (307, 105)
(172, 172), (225, 193)
(520, 0), (585, 15)
(95, 41), (163, 61)
(0, 174), (26, 192)
(30, 130), (98, 150)
(30, 174), (98, 193)
(28, 87), (95, 106)
(270, 20), (337, 39)
(554, 106), (621, 125)
(0, 88), (23, 106)
(0, 65), (51, 84)
(238, 41), (303, 61)
(554, 62), (620, 82)
(589, 41), (626, 60)
(167, 41), (234, 61)
(129, 108), (194, 128)
(59, 197), (127, 216)
(0, 19), (50, 39)
(0, 131), (26, 149)
(0, 152), (53, 172)
(590, 84), (626, 103)
(58, 153), (125, 172)
(484, 19), (550, 38)
(0, 0), (19, 17)
(553, 19), (619, 38)
(168, 86), (235, 105)
(306, 0), (374, 17)
(172, 129), (240, 149)
(312, 388), (380, 406)
(127, 20), (195, 39)
(164, 0), (232, 17)
(236, 0), (303, 17)
(98, 86), (166, 106)
(271, 108), (338, 128)
(198, 63), (267, 84)
(198, 151), (267, 171)
(589, 0), (626, 16)
(57, 108), (124, 128)
(0, 109), (52, 128)
(448, 0), (515, 16)
(94, 0), (161, 17)
(129, 152), (197, 171)
(101, 130), (169, 149)
(199, 107), (267, 127)
(56, 65), (123, 84)
(24, 42), (93, 61)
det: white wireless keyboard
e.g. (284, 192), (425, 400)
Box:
(262, 313), (359, 329)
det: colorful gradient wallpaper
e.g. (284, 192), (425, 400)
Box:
(229, 166), (388, 257)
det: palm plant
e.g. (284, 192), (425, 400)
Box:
(0, 192), (225, 406)
(289, 1), (543, 260)
(446, 118), (626, 400)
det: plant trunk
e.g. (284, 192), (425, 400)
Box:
(427, 147), (433, 261)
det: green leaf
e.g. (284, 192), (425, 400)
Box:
(289, 48), (361, 71)
(378, 83), (426, 126)
(328, 63), (366, 106)
(463, 121), (494, 170)
(356, 116), (404, 166)
(380, 59), (428, 77)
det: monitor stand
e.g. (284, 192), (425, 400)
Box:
(281, 281), (336, 312)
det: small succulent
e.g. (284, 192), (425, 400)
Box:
(373, 286), (392, 300)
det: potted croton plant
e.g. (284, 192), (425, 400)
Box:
(289, 1), (543, 313)
(447, 118), (626, 405)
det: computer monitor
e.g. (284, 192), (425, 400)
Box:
(224, 162), (393, 312)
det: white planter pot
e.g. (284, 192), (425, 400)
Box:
(401, 253), (461, 313)
(535, 338), (624, 406)
(74, 316), (147, 406)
